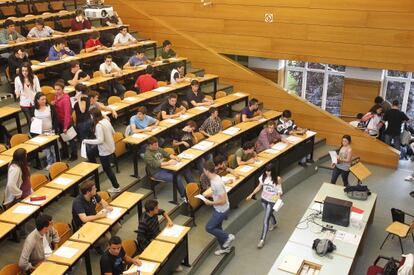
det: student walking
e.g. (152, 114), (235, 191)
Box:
(330, 135), (353, 186)
(246, 163), (282, 248)
(202, 160), (235, 255)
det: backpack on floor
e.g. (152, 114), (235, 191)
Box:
(344, 185), (371, 200)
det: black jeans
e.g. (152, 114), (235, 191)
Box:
(76, 119), (93, 142)
(21, 106), (33, 129)
(330, 166), (350, 186)
(88, 147), (119, 188)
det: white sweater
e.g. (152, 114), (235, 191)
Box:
(83, 118), (115, 156)
(4, 164), (23, 205)
(14, 76), (41, 107)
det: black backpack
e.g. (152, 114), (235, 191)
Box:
(383, 257), (399, 275)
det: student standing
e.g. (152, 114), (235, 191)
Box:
(331, 135), (353, 186)
(361, 104), (383, 137)
(73, 84), (94, 142)
(83, 108), (121, 193)
(14, 62), (41, 128)
(246, 164), (282, 248)
(383, 100), (409, 150)
(202, 160), (235, 255)
(3, 148), (32, 208)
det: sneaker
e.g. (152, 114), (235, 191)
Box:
(107, 187), (121, 193)
(269, 222), (277, 231)
(175, 265), (183, 272)
(222, 234), (235, 248)
(180, 197), (188, 204)
(45, 165), (51, 171)
(214, 247), (231, 256)
(257, 240), (264, 248)
(404, 176), (414, 182)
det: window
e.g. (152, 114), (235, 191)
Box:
(284, 61), (345, 115)
(383, 71), (414, 125)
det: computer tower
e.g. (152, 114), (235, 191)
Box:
(322, 196), (352, 227)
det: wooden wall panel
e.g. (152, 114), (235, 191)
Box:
(250, 68), (278, 83)
(341, 79), (381, 117)
(110, 0), (400, 168)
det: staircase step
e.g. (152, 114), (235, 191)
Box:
(217, 83), (233, 93)
(187, 67), (204, 76)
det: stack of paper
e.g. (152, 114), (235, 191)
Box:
(30, 136), (49, 144)
(54, 177), (73, 186)
(264, 148), (279, 155)
(131, 133), (149, 139)
(124, 261), (157, 274)
(161, 224), (185, 238)
(239, 165), (254, 173)
(153, 87), (170, 92)
(221, 175), (236, 183)
(106, 207), (123, 220)
(178, 152), (195, 160)
(30, 118), (43, 135)
(286, 136), (302, 143)
(54, 246), (79, 259)
(13, 205), (37, 214)
(195, 106), (209, 111)
(329, 151), (338, 164)
(272, 142), (288, 151)
(163, 118), (180, 125)
(193, 140), (214, 151)
(223, 127), (241, 136)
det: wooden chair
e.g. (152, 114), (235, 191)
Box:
(93, 71), (102, 78)
(234, 114), (242, 124)
(41, 86), (54, 94)
(108, 96), (122, 105)
(49, 162), (69, 180)
(10, 134), (29, 148)
(30, 174), (49, 191)
(227, 154), (237, 169)
(215, 90), (227, 99)
(122, 239), (138, 258)
(380, 208), (414, 253)
(205, 95), (213, 101)
(124, 90), (137, 98)
(221, 119), (233, 130)
(192, 132), (206, 144)
(96, 191), (112, 212)
(53, 222), (72, 248)
(46, 93), (55, 105)
(163, 147), (176, 156)
(0, 144), (7, 153)
(186, 183), (202, 226)
(113, 132), (127, 173)
(0, 263), (21, 275)
(145, 166), (166, 199)
(157, 81), (167, 87)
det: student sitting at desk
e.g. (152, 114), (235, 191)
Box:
(136, 199), (174, 253)
(200, 154), (239, 192)
(160, 93), (186, 120)
(100, 236), (142, 275)
(255, 121), (281, 153)
(129, 106), (159, 134)
(99, 55), (126, 96)
(199, 107), (221, 137)
(134, 65), (158, 93)
(230, 141), (257, 168)
(61, 60), (90, 86)
(186, 80), (214, 108)
(113, 26), (137, 46)
(85, 31), (107, 53)
(144, 137), (194, 202)
(27, 18), (62, 39)
(8, 47), (31, 80)
(0, 19), (26, 44)
(72, 180), (121, 253)
(71, 9), (92, 31)
(89, 90), (118, 118)
(161, 39), (176, 59)
(125, 47), (149, 68)
(48, 38), (75, 61)
(170, 62), (185, 84)
(172, 120), (197, 152)
(241, 98), (262, 122)
(18, 214), (60, 273)
(102, 11), (123, 27)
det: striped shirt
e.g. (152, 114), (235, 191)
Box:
(136, 209), (165, 252)
(199, 116), (221, 136)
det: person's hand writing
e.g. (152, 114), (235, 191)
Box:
(167, 220), (174, 227)
(182, 141), (190, 148)
(132, 258), (142, 266)
(168, 159), (177, 165)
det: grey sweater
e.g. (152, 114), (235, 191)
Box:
(83, 118), (115, 156)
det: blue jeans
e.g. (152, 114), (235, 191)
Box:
(43, 146), (56, 166)
(206, 209), (229, 248)
(152, 168), (194, 197)
(260, 200), (276, 241)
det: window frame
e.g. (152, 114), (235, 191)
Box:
(382, 71), (413, 112)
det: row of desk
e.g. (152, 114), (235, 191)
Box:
(0, 9), (74, 26)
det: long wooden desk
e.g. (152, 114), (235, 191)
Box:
(268, 182), (377, 275)
(31, 262), (69, 275)
(65, 162), (101, 190)
(0, 10), (75, 26)
(110, 191), (145, 219)
(0, 106), (21, 133)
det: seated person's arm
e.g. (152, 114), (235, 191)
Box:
(97, 102), (118, 118)
(124, 254), (141, 267)
(131, 123), (145, 133)
(78, 211), (106, 223)
(162, 211), (174, 227)
(80, 74), (90, 81)
(18, 239), (36, 272)
(236, 155), (254, 166)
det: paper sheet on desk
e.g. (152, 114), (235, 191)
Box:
(106, 207), (123, 220)
(151, 127), (162, 132)
(232, 92), (245, 97)
(329, 151), (338, 164)
(192, 141), (214, 151)
(54, 177), (73, 186)
(123, 97), (138, 102)
(30, 118), (43, 135)
(222, 127), (240, 136)
(124, 261), (157, 274)
(12, 205), (37, 214)
(221, 175), (236, 183)
(194, 106), (209, 111)
(179, 114), (190, 119)
(163, 118), (180, 124)
(153, 87), (170, 92)
(23, 197), (46, 205)
(178, 152), (195, 160)
(335, 230), (361, 245)
(161, 224), (185, 238)
(285, 136), (302, 143)
(60, 127), (77, 142)
(272, 142), (287, 151)
(30, 136), (49, 144)
(107, 105), (119, 110)
(54, 246), (79, 259)
(264, 148), (279, 154)
(254, 159), (264, 165)
(131, 133), (149, 139)
(239, 165), (254, 173)
(0, 159), (6, 165)
(306, 130), (316, 136)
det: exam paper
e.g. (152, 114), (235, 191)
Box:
(285, 136), (302, 143)
(194, 106), (209, 111)
(192, 140), (214, 151)
(232, 92), (245, 97)
(264, 149), (279, 154)
(54, 177), (73, 186)
(161, 224), (185, 238)
(31, 117), (43, 134)
(195, 194), (207, 202)
(60, 127), (77, 142)
(30, 136), (49, 144)
(124, 261), (157, 274)
(163, 118), (180, 124)
(239, 165), (254, 173)
(222, 127), (241, 136)
(221, 175), (236, 183)
(153, 87), (170, 92)
(54, 246), (79, 259)
(123, 97), (138, 102)
(106, 207), (123, 220)
(306, 130), (317, 136)
(272, 142), (288, 151)
(329, 151), (338, 164)
(335, 230), (361, 245)
(12, 205), (37, 214)
(178, 152), (195, 160)
(107, 105), (119, 110)
(179, 114), (190, 119)
(131, 133), (149, 139)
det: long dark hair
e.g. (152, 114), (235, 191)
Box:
(339, 135), (352, 151)
(261, 163), (278, 184)
(11, 148), (29, 180)
(369, 104), (382, 114)
(90, 107), (104, 130)
(18, 62), (34, 87)
(34, 92), (48, 110)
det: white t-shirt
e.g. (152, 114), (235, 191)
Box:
(259, 175), (282, 203)
(113, 32), (136, 45)
(43, 235), (52, 258)
(34, 105), (53, 132)
(170, 68), (179, 84)
(99, 62), (120, 75)
(210, 174), (229, 213)
(14, 76), (41, 107)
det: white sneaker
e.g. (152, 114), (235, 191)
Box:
(175, 265), (183, 272)
(257, 240), (264, 248)
(214, 247), (231, 256)
(180, 197), (188, 204)
(222, 234), (235, 248)
(404, 176), (414, 181)
(107, 187), (121, 193)
(45, 165), (51, 171)
(269, 222), (277, 231)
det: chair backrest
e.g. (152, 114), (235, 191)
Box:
(186, 183), (201, 210)
(49, 162), (69, 180)
(192, 132), (205, 144)
(0, 263), (21, 275)
(41, 85), (54, 94)
(108, 96), (121, 105)
(215, 90), (227, 99)
(221, 119), (233, 130)
(113, 132), (126, 157)
(391, 208), (405, 223)
(46, 93), (55, 105)
(30, 174), (49, 191)
(124, 90), (137, 98)
(157, 81), (167, 87)
(122, 239), (138, 258)
(0, 144), (7, 153)
(96, 191), (112, 212)
(10, 134), (29, 147)
(31, 60), (41, 65)
(234, 114), (242, 124)
(93, 71), (102, 78)
(53, 222), (72, 248)
(205, 95), (213, 101)
(163, 147), (175, 156)
(228, 154), (237, 169)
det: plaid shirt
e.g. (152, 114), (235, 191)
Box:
(200, 116), (221, 136)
